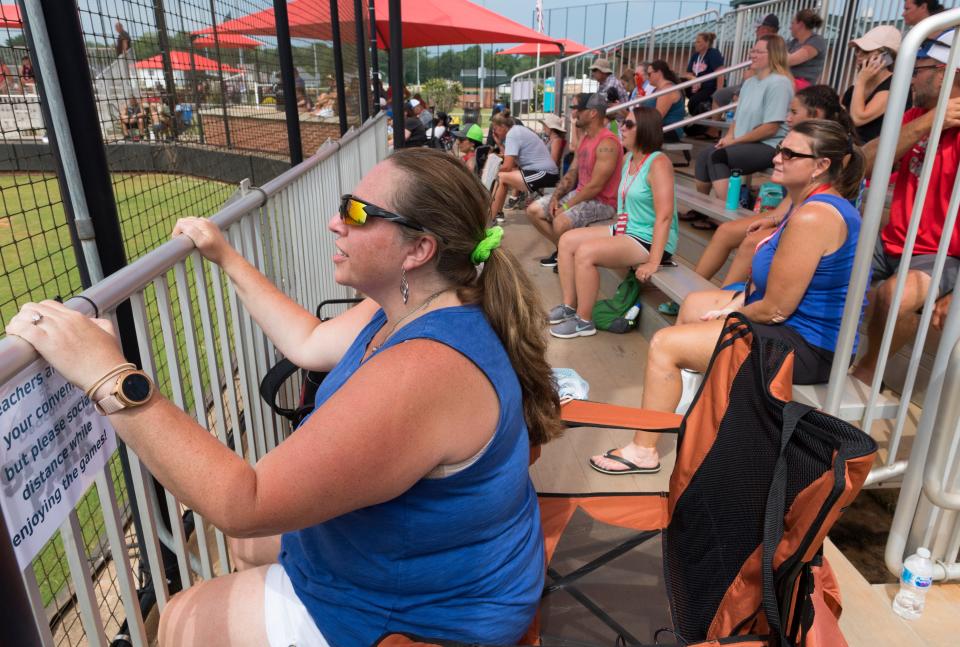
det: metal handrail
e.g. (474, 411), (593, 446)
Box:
(606, 61), (751, 115)
(922, 337), (960, 510)
(508, 8), (723, 81)
(0, 113), (385, 385)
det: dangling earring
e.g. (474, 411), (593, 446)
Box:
(400, 267), (409, 304)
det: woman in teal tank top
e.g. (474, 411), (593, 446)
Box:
(549, 106), (680, 339)
(10, 149), (564, 646)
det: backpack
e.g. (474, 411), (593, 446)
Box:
(592, 273), (641, 333)
(665, 313), (877, 646)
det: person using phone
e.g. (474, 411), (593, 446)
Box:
(842, 26), (905, 143)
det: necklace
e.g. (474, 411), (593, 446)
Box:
(370, 288), (450, 353)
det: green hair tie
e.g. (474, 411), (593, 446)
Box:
(470, 226), (504, 265)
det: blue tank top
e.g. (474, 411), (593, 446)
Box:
(279, 304), (544, 646)
(746, 194), (866, 353)
(640, 91), (686, 136)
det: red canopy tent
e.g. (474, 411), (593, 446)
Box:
(135, 51), (243, 74)
(496, 39), (588, 57)
(0, 4), (22, 29)
(212, 0), (560, 49)
(192, 33), (263, 49)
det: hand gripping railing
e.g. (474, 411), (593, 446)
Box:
(0, 112), (387, 646)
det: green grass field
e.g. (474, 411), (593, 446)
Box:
(1, 173), (234, 327)
(1, 172), (233, 608)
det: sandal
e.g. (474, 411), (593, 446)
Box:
(679, 209), (707, 222)
(658, 301), (680, 316)
(589, 449), (661, 475)
(691, 218), (719, 231)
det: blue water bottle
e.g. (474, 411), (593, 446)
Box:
(726, 170), (742, 210)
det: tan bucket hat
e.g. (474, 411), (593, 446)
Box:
(590, 57), (613, 74)
(540, 114), (566, 133)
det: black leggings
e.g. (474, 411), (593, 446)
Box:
(695, 142), (776, 183)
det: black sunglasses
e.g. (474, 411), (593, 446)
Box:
(774, 144), (819, 161)
(622, 120), (637, 129)
(339, 194), (446, 243)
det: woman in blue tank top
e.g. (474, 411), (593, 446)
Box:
(10, 149), (564, 646)
(590, 120), (869, 477)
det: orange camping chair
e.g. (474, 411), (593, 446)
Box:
(375, 314), (876, 646)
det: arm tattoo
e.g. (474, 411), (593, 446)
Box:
(553, 165), (578, 201)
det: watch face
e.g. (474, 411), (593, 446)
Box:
(120, 373), (152, 403)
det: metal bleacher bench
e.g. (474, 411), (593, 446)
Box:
(675, 184), (754, 222)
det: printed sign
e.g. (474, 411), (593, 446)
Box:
(0, 360), (117, 569)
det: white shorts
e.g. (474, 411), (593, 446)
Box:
(264, 564), (330, 647)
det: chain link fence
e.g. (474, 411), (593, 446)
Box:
(2, 1), (376, 643)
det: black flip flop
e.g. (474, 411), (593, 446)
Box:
(588, 449), (661, 475)
(690, 218), (719, 231)
(679, 209), (707, 223)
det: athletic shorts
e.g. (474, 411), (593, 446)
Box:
(871, 237), (959, 299)
(534, 189), (615, 228)
(264, 564), (330, 647)
(521, 168), (560, 191)
(608, 227), (674, 263)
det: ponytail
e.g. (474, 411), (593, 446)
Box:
(474, 248), (564, 446)
(388, 148), (563, 447)
(793, 119), (865, 201)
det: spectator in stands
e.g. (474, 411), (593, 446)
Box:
(631, 61), (654, 100)
(641, 60), (687, 143)
(549, 107), (678, 338)
(591, 120), (867, 475)
(842, 26), (904, 144)
(151, 100), (173, 141)
(414, 95), (434, 128)
(0, 61), (12, 93)
(402, 100), (428, 148)
(591, 58), (629, 105)
(453, 123), (485, 173)
(120, 97), (145, 140)
(711, 15), (780, 113)
(691, 35), (793, 211)
(489, 114), (559, 222)
(787, 9), (827, 88)
(686, 86), (856, 293)
(487, 103), (505, 146)
(904, 0), (946, 28)
(681, 32), (725, 118)
(620, 71), (636, 100)
(526, 93), (624, 268)
(852, 31), (960, 387)
(9, 148), (562, 647)
(540, 114), (568, 169)
(19, 56), (34, 92)
(115, 21), (132, 58)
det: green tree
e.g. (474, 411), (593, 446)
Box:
(422, 78), (463, 113)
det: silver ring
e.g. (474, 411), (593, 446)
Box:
(30, 313), (42, 325)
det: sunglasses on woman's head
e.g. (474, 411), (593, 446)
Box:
(774, 144), (819, 161)
(339, 195), (446, 242)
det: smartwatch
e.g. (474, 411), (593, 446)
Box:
(95, 370), (155, 415)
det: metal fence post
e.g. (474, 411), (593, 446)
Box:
(329, 0), (349, 135)
(273, 0), (304, 164)
(207, 0), (233, 148)
(388, 0), (404, 147)
(369, 0), (381, 113)
(354, 0), (370, 121)
(151, 0), (180, 129)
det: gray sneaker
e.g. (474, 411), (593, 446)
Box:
(550, 316), (597, 338)
(548, 304), (576, 324)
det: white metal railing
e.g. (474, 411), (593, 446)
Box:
(810, 9), (960, 579)
(0, 112), (387, 645)
(509, 9), (722, 126)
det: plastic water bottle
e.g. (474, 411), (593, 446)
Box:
(725, 108), (735, 121)
(624, 303), (641, 323)
(892, 547), (934, 620)
(726, 171), (742, 211)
